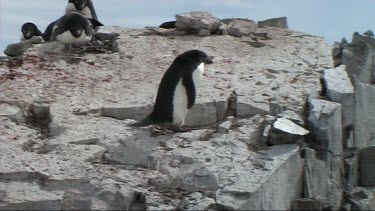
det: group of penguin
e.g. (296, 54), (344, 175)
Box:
(20, 0), (214, 132)
(21, 0), (102, 45)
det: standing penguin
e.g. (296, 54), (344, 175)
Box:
(136, 50), (214, 131)
(20, 23), (43, 41)
(50, 12), (103, 45)
(65, 0), (99, 21)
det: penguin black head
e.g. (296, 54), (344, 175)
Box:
(21, 23), (42, 40)
(69, 0), (88, 10)
(62, 13), (88, 37)
(179, 50), (214, 65)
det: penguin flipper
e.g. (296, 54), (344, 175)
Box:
(182, 75), (196, 109)
(88, 18), (104, 27)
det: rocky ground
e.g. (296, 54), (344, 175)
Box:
(0, 12), (374, 210)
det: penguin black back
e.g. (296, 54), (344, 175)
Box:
(50, 13), (103, 43)
(21, 23), (42, 40)
(148, 50), (213, 125)
(66, 0), (99, 21)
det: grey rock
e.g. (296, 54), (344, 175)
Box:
(344, 148), (358, 190)
(219, 25), (229, 35)
(348, 187), (375, 210)
(198, 29), (211, 36)
(292, 198), (322, 210)
(258, 17), (288, 29)
(364, 30), (374, 37)
(277, 110), (304, 126)
(144, 27), (187, 36)
(4, 42), (33, 57)
(175, 11), (221, 33)
(225, 19), (257, 37)
(268, 117), (309, 145)
(341, 39), (373, 84)
(354, 77), (375, 149)
(103, 134), (159, 169)
(303, 149), (328, 200)
(323, 65), (355, 128)
(60, 190), (92, 210)
(0, 103), (24, 123)
(359, 146), (375, 187)
(308, 99), (344, 209)
(30, 102), (51, 120)
(308, 99), (343, 159)
(217, 117), (234, 133)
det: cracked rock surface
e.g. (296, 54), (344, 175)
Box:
(0, 25), (332, 210)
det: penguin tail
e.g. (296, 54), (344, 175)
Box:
(131, 116), (154, 127)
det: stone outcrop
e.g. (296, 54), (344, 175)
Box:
(258, 17), (288, 29)
(2, 13), (375, 210)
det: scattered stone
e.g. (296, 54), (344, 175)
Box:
(225, 19), (257, 37)
(323, 65), (355, 128)
(359, 146), (375, 187)
(175, 11), (221, 33)
(258, 17), (288, 29)
(268, 117), (309, 145)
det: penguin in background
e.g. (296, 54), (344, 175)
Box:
(134, 50), (214, 131)
(50, 12), (103, 45)
(20, 23), (43, 42)
(65, 0), (99, 21)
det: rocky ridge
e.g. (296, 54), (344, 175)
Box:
(0, 12), (374, 210)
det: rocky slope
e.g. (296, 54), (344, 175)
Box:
(0, 13), (374, 210)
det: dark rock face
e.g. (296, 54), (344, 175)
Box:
(359, 146), (375, 187)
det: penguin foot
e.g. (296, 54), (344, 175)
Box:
(149, 125), (174, 136)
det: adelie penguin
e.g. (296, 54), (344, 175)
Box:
(20, 23), (43, 42)
(65, 0), (99, 21)
(134, 50), (214, 131)
(50, 12), (103, 45)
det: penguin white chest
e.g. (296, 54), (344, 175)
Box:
(56, 30), (91, 44)
(65, 3), (93, 19)
(193, 63), (205, 88)
(172, 79), (189, 127)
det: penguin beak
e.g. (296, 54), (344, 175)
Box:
(24, 32), (32, 39)
(71, 29), (82, 38)
(75, 3), (85, 10)
(203, 56), (214, 64)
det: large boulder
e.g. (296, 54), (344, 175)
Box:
(175, 11), (221, 33)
